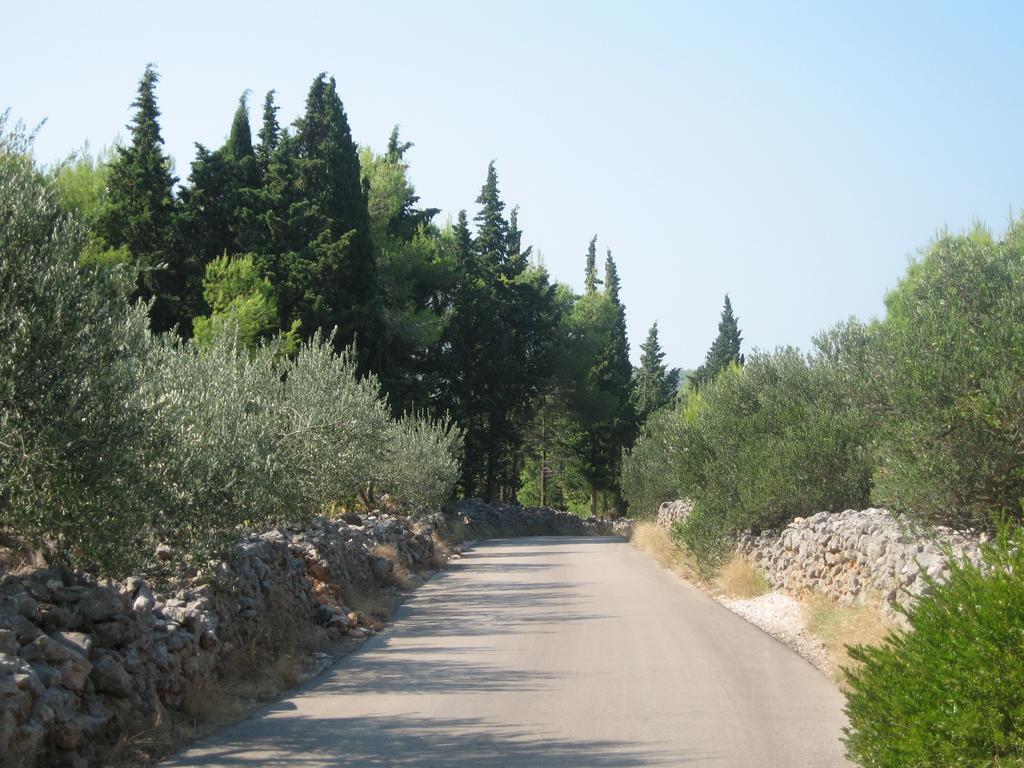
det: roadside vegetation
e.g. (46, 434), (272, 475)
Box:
(623, 219), (1024, 765)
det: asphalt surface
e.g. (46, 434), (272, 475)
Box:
(164, 536), (852, 767)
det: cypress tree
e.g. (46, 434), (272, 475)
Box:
(287, 73), (382, 369)
(256, 90), (280, 168)
(691, 294), (744, 388)
(225, 92), (254, 161)
(603, 248), (621, 303)
(99, 64), (190, 334)
(584, 235), (600, 295)
(177, 91), (260, 296)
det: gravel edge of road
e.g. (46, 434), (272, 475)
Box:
(715, 592), (833, 676)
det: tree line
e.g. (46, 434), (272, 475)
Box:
(41, 65), (731, 516)
(624, 217), (1024, 569)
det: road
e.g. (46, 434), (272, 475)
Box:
(165, 537), (852, 767)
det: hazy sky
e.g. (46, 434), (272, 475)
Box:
(5, 1), (1023, 368)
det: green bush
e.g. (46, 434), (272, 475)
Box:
(671, 348), (874, 568)
(621, 403), (688, 518)
(140, 326), (297, 557)
(870, 223), (1024, 529)
(0, 121), (156, 574)
(843, 525), (1024, 767)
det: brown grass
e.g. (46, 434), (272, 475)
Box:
(628, 521), (704, 584)
(372, 543), (415, 589)
(713, 554), (773, 599)
(429, 531), (451, 568)
(804, 592), (896, 685)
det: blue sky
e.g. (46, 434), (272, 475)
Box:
(5, 1), (1023, 368)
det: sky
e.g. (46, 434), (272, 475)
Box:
(4, 1), (1023, 368)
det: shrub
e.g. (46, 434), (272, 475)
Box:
(870, 223), (1024, 529)
(621, 402), (689, 518)
(672, 348), (874, 569)
(279, 334), (391, 510)
(380, 412), (462, 514)
(140, 326), (297, 558)
(843, 525), (1024, 767)
(0, 120), (156, 574)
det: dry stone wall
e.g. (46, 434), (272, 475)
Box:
(736, 508), (984, 622)
(655, 500), (693, 531)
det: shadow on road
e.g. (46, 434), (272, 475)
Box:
(171, 712), (700, 766)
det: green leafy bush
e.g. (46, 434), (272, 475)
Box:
(621, 393), (698, 518)
(0, 121), (156, 574)
(141, 326), (296, 557)
(870, 223), (1024, 529)
(843, 525), (1024, 767)
(671, 348), (874, 568)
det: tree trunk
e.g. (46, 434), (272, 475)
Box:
(539, 446), (547, 507)
(590, 487), (598, 517)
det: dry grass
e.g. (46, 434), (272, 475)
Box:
(348, 589), (394, 624)
(713, 554), (773, 599)
(372, 543), (415, 589)
(804, 592), (896, 686)
(429, 531), (451, 568)
(628, 521), (704, 583)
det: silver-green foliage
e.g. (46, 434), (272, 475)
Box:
(1, 124), (462, 576)
(141, 327), (295, 555)
(280, 333), (391, 508)
(381, 412), (462, 513)
(0, 120), (155, 574)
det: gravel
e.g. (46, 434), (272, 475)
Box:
(718, 592), (832, 676)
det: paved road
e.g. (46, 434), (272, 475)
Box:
(165, 537), (851, 767)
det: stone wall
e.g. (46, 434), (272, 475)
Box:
(0, 502), (624, 767)
(454, 498), (634, 538)
(655, 500), (693, 531)
(736, 508), (984, 622)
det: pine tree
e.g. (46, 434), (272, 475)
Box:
(690, 294), (744, 388)
(632, 322), (680, 422)
(474, 161), (508, 269)
(584, 235), (601, 295)
(98, 64), (190, 334)
(385, 125), (413, 162)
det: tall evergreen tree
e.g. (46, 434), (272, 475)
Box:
(256, 90), (280, 168)
(176, 91), (259, 301)
(225, 93), (254, 161)
(603, 248), (621, 303)
(632, 322), (680, 422)
(690, 294), (744, 388)
(98, 64), (190, 334)
(474, 161), (509, 269)
(584, 235), (600, 295)
(260, 73), (383, 370)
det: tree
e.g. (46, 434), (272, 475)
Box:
(632, 322), (680, 422)
(690, 294), (743, 388)
(440, 164), (560, 501)
(359, 132), (448, 414)
(257, 90), (280, 169)
(98, 64), (191, 333)
(584, 235), (601, 295)
(255, 73), (383, 371)
(191, 254), (297, 352)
